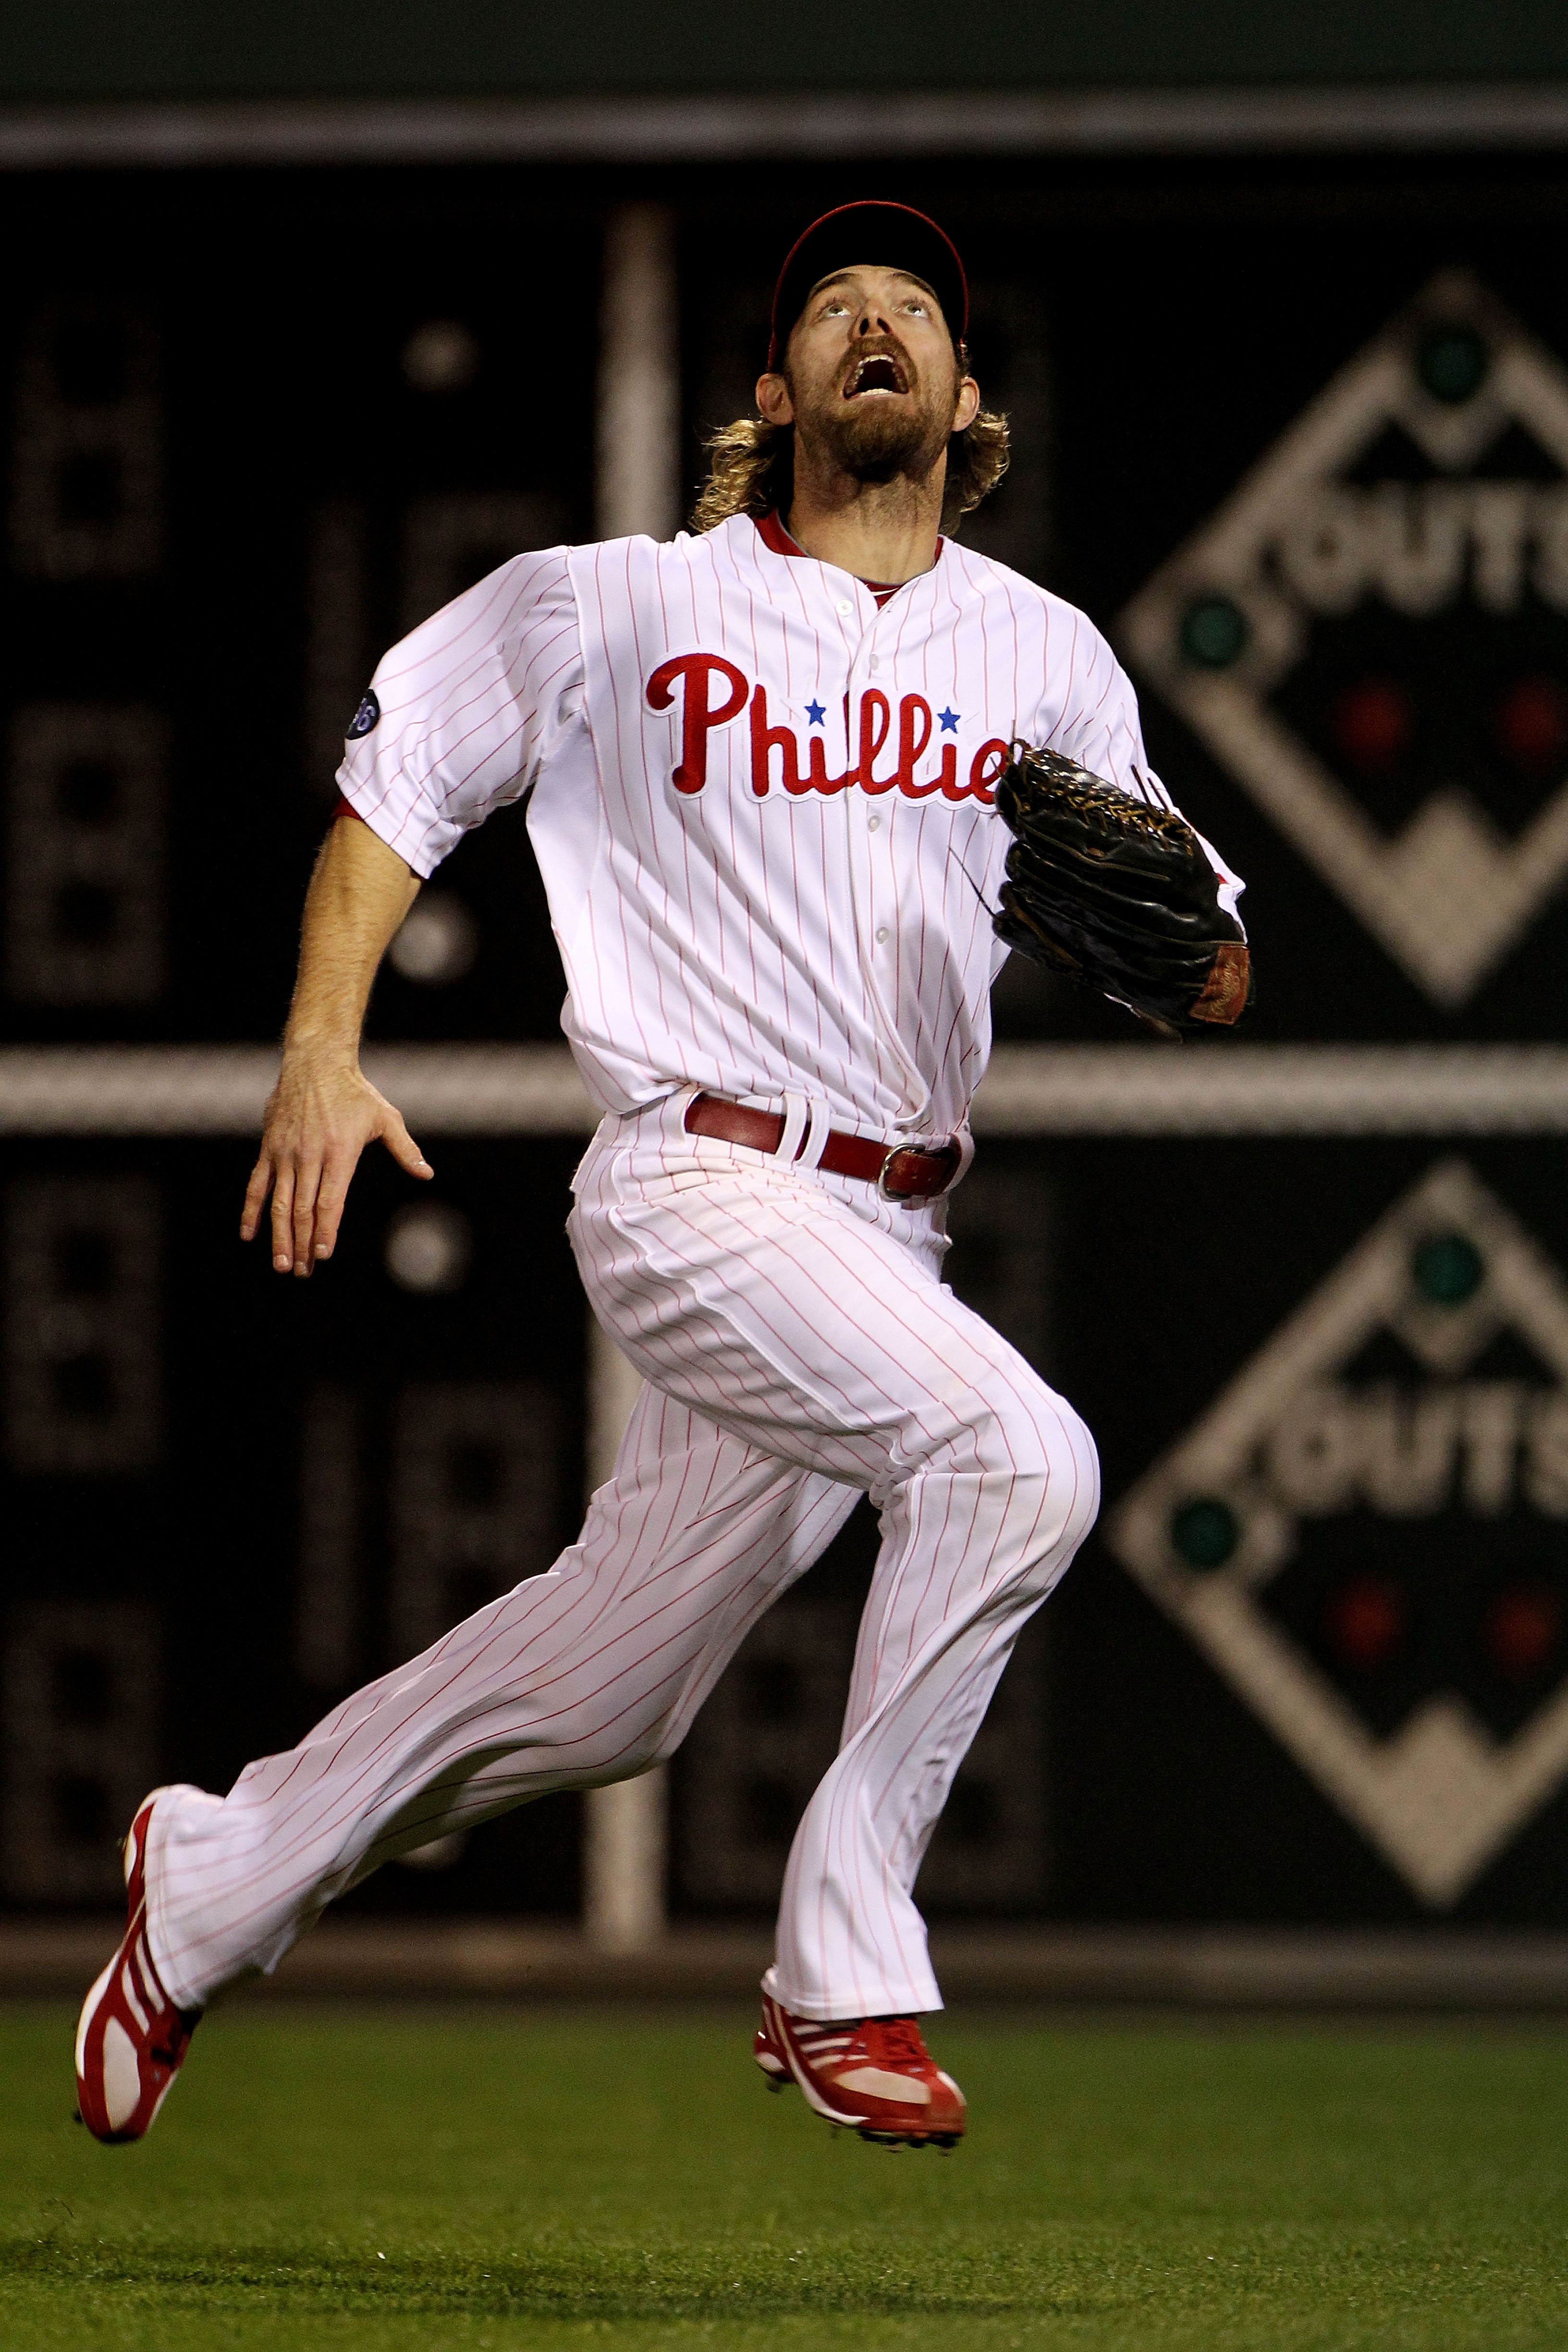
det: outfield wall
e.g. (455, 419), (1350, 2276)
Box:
(5, 124), (1568, 1945)
(7, 2), (1568, 104)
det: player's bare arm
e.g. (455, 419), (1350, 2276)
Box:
(240, 813), (432, 1279)
(755, 262), (979, 582)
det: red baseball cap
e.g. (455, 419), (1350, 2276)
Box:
(767, 202), (969, 370)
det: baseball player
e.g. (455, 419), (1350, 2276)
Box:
(75, 201), (1243, 2151)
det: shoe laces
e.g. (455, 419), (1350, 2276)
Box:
(867, 2016), (928, 2068)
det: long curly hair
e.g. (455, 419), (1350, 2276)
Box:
(692, 357), (1010, 538)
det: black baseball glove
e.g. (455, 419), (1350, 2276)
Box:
(993, 745), (1251, 1039)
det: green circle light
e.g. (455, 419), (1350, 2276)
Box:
(1416, 325), (1488, 407)
(1171, 1498), (1239, 1571)
(1411, 1230), (1484, 1308)
(1180, 596), (1248, 670)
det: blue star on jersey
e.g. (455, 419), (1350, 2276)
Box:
(805, 700), (826, 726)
(939, 707), (960, 733)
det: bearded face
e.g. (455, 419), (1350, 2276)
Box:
(794, 332), (956, 484)
(777, 268), (968, 491)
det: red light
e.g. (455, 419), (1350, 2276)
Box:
(1484, 1585), (1560, 1678)
(1332, 680), (1411, 770)
(1323, 1576), (1406, 1668)
(1495, 677), (1568, 772)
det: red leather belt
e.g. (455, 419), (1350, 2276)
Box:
(684, 1091), (962, 1201)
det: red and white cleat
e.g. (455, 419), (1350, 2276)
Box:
(759, 1985), (966, 2147)
(74, 1788), (202, 2144)
(753, 2001), (791, 2090)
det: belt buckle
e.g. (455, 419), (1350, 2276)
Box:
(877, 1143), (951, 1202)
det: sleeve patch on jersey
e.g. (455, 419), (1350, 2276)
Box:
(346, 690), (380, 741)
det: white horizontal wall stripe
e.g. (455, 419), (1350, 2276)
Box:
(974, 1043), (1568, 1136)
(4, 1042), (1568, 1137)
(6, 86), (1568, 172)
(0, 1045), (596, 1136)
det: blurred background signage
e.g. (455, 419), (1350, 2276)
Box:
(1121, 276), (1568, 1005)
(6, 2), (1568, 1939)
(1113, 1159), (1568, 1906)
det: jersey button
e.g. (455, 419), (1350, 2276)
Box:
(867, 814), (882, 831)
(875, 926), (889, 943)
(835, 598), (854, 616)
(870, 655), (880, 671)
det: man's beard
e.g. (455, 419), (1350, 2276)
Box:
(795, 341), (952, 487)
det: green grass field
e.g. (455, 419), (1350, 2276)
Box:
(2, 2002), (1566, 2350)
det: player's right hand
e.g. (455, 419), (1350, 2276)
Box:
(241, 1055), (433, 1278)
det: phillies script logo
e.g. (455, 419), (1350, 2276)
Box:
(646, 654), (1008, 803)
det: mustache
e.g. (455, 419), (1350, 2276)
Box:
(838, 336), (916, 399)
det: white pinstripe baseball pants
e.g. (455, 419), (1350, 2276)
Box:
(147, 1090), (1100, 2019)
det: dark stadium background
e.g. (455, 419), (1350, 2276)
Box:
(8, 4), (1568, 1950)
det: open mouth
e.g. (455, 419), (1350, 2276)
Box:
(844, 352), (909, 398)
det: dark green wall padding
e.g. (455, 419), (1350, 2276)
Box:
(5, 0), (1568, 104)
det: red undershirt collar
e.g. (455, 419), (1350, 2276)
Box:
(755, 510), (939, 608)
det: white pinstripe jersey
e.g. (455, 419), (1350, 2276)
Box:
(340, 513), (1241, 1140)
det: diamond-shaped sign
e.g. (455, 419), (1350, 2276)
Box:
(1108, 1160), (1568, 1905)
(1120, 273), (1568, 1004)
